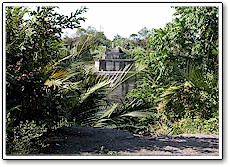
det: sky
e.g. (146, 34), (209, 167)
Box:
(55, 3), (176, 40)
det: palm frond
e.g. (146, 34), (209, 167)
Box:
(159, 83), (182, 99)
(180, 64), (213, 94)
(44, 79), (62, 87)
(99, 103), (118, 119)
(80, 80), (110, 104)
(110, 62), (146, 91)
(50, 70), (66, 79)
(120, 111), (153, 118)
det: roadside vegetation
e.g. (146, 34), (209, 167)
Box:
(5, 6), (219, 155)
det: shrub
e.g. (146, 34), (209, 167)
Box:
(5, 6), (87, 154)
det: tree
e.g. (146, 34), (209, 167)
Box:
(6, 6), (87, 121)
(112, 34), (130, 49)
(63, 26), (111, 61)
(116, 6), (219, 135)
(5, 6), (88, 154)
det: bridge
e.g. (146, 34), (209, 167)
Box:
(94, 48), (136, 102)
(94, 48), (135, 72)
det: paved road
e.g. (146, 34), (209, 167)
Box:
(40, 126), (219, 156)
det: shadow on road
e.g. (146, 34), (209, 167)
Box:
(39, 126), (219, 156)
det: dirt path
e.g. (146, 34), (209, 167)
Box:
(40, 126), (219, 156)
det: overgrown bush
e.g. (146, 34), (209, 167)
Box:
(170, 114), (219, 135)
(6, 112), (47, 155)
(5, 6), (87, 154)
(95, 6), (219, 136)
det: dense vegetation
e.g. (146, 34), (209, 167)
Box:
(5, 6), (219, 155)
(102, 7), (219, 136)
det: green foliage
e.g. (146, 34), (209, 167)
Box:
(112, 27), (151, 58)
(5, 5), (220, 155)
(6, 111), (47, 155)
(104, 6), (220, 136)
(170, 114), (219, 135)
(122, 46), (148, 60)
(63, 26), (111, 61)
(88, 63), (146, 128)
(6, 109), (73, 155)
(92, 45), (106, 60)
(6, 6), (87, 121)
(5, 6), (88, 154)
(112, 35), (130, 49)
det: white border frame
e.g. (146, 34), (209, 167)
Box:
(1, 1), (223, 160)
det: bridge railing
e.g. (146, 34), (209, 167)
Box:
(95, 59), (135, 71)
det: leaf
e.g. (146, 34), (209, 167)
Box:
(44, 79), (62, 87)
(6, 105), (21, 113)
(50, 70), (65, 79)
(100, 103), (118, 119)
(121, 111), (152, 118)
(181, 64), (212, 94)
(93, 122), (108, 128)
(93, 119), (111, 127)
(160, 84), (182, 98)
(80, 80), (110, 103)
(211, 49), (218, 55)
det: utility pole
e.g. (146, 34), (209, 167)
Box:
(99, 25), (104, 32)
